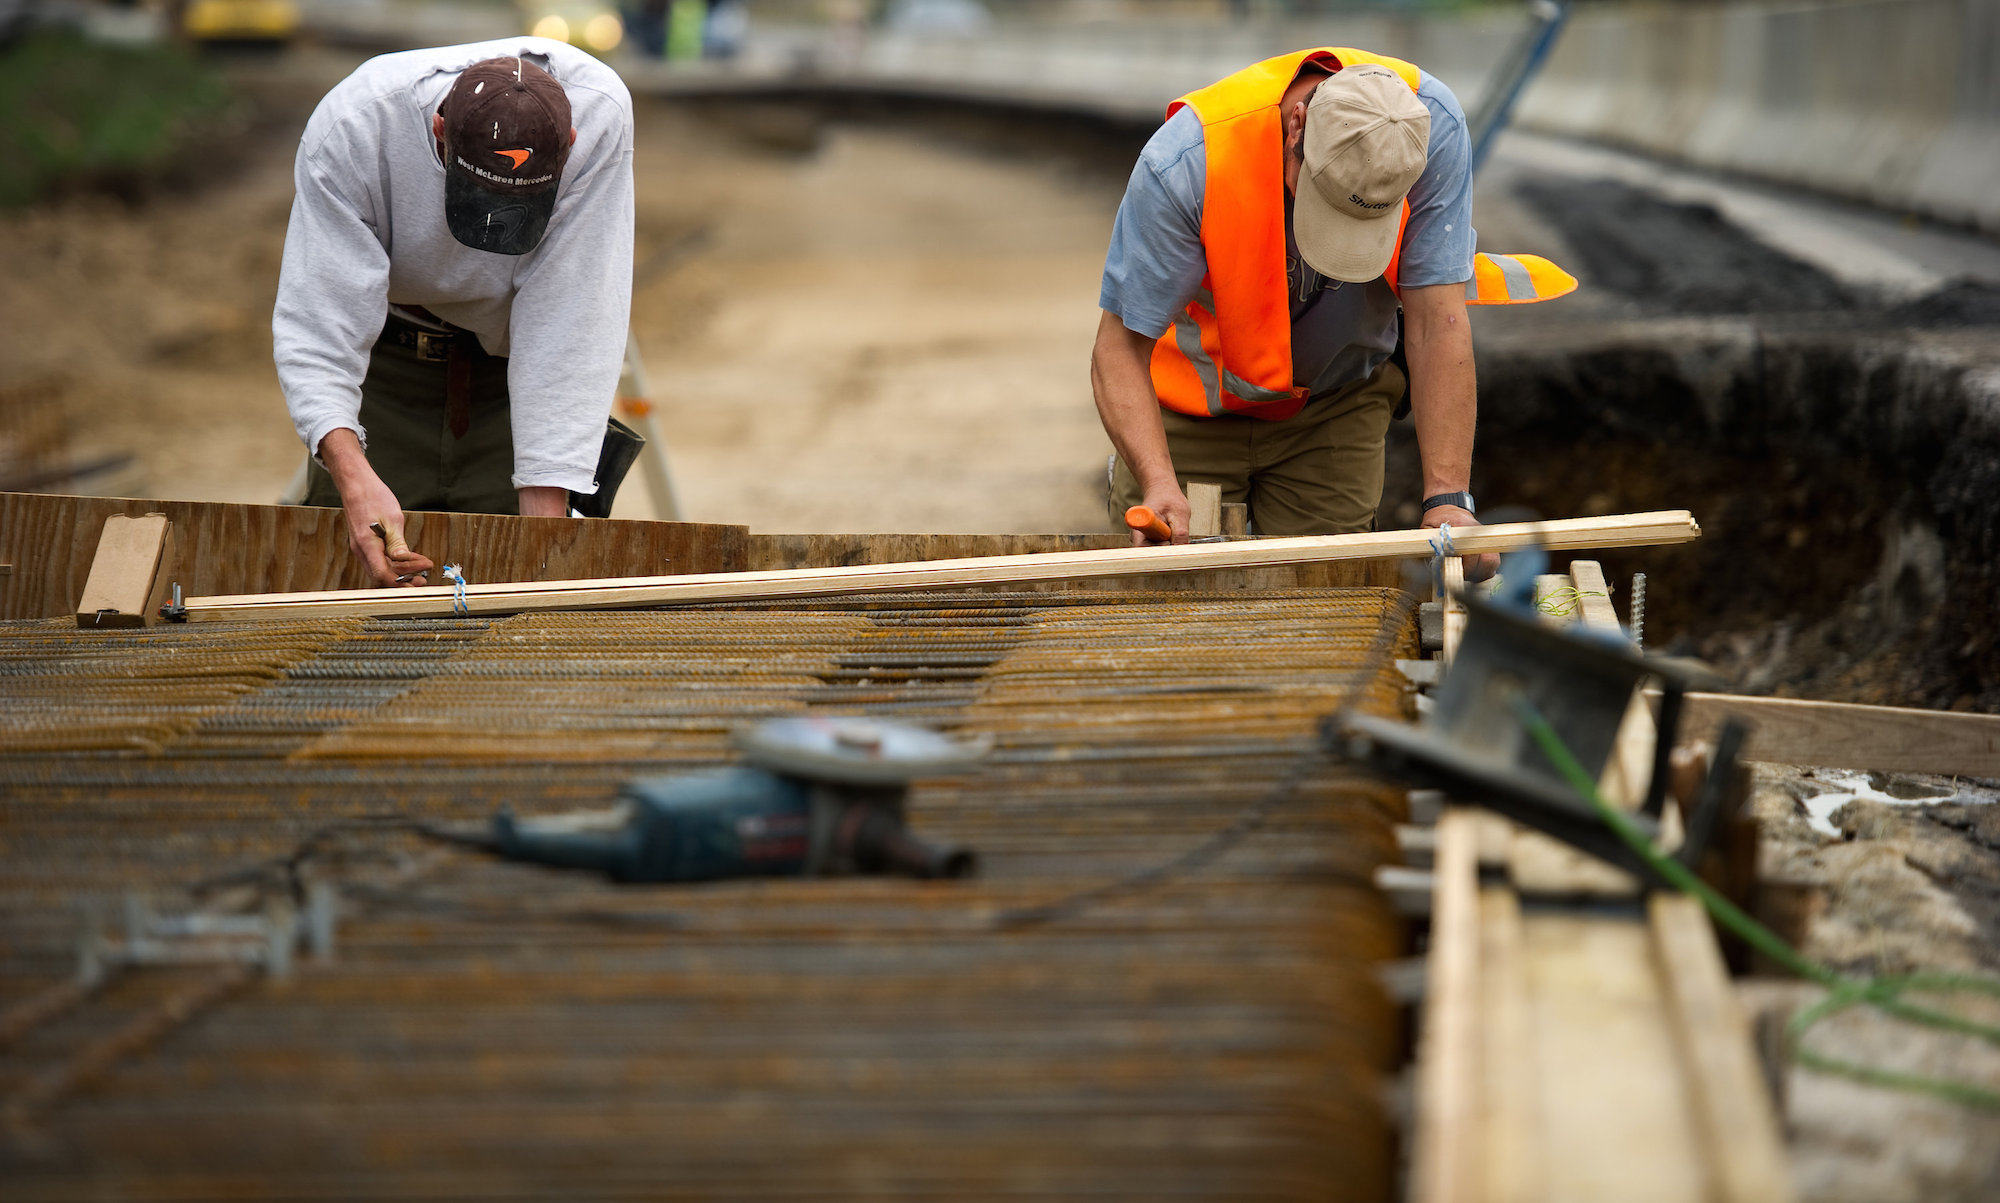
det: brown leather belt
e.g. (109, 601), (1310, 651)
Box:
(383, 310), (492, 440)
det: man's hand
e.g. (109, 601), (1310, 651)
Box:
(1420, 503), (1498, 583)
(318, 429), (434, 588)
(1133, 483), (1191, 546)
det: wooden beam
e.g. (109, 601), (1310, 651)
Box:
(1649, 894), (1796, 1203)
(1412, 808), (1483, 1203)
(1673, 691), (2000, 779)
(1477, 887), (1543, 1203)
(179, 512), (1704, 623)
(1440, 557), (1468, 665)
(1567, 560), (1624, 636)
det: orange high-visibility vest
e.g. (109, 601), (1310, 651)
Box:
(1150, 48), (1577, 419)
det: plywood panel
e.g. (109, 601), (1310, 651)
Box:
(0, 492), (750, 621)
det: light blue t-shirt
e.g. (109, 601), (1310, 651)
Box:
(1100, 69), (1475, 401)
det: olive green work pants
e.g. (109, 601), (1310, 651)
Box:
(1107, 360), (1404, 536)
(303, 325), (520, 514)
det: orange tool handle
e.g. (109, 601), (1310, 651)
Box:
(1124, 506), (1172, 542)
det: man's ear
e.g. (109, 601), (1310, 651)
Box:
(433, 112), (446, 140)
(570, 127), (578, 147)
(1283, 100), (1306, 153)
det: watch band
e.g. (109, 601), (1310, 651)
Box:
(1421, 491), (1476, 515)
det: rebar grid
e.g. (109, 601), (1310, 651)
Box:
(1, 589), (1415, 1200)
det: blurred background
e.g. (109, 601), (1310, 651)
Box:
(2, 0), (1999, 704)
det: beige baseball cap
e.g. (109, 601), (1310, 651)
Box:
(1293, 64), (1431, 283)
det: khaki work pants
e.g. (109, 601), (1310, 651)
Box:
(1107, 361), (1404, 536)
(304, 324), (519, 514)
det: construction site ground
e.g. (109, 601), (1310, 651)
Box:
(5, 43), (2000, 1202)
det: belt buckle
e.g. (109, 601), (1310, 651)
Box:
(415, 331), (452, 363)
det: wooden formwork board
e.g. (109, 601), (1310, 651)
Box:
(2, 495), (1415, 624)
(0, 492), (750, 622)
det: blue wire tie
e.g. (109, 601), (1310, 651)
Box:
(1430, 522), (1457, 561)
(442, 564), (468, 617)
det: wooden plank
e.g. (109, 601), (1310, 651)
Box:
(74, 513), (174, 628)
(1649, 894), (1796, 1203)
(1673, 691), (2000, 778)
(1524, 914), (1709, 1203)
(1440, 557), (1467, 665)
(0, 492), (750, 621)
(183, 512), (1706, 623)
(1412, 808), (1483, 1203)
(1567, 560), (1624, 636)
(748, 532), (1405, 592)
(1185, 482), (1222, 539)
(1478, 887), (1543, 1203)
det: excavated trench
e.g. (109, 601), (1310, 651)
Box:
(1390, 179), (2000, 714)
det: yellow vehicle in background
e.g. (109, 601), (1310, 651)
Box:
(180, 0), (300, 44)
(519, 1), (624, 55)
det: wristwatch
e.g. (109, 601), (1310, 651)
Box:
(1421, 491), (1476, 516)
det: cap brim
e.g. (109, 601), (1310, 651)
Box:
(444, 162), (556, 256)
(1293, 187), (1400, 284)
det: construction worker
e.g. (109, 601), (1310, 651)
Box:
(274, 39), (635, 587)
(1094, 48), (1567, 572)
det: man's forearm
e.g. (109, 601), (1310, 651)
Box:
(518, 486), (567, 517)
(1091, 312), (1175, 491)
(1402, 284), (1478, 499)
(317, 428), (372, 487)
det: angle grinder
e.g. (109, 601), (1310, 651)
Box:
(483, 717), (984, 883)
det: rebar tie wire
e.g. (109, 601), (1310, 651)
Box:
(1511, 693), (2000, 1111)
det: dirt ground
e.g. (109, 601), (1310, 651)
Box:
(0, 47), (1123, 534)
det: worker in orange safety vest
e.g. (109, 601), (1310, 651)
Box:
(1091, 48), (1574, 574)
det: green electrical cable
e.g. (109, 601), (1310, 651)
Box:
(1534, 586), (1608, 618)
(1509, 694), (2000, 1111)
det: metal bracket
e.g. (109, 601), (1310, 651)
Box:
(159, 582), (188, 623)
(1328, 588), (1747, 889)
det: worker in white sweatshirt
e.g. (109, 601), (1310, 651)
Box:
(274, 39), (635, 587)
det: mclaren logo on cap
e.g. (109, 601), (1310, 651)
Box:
(456, 153), (555, 187)
(495, 148), (533, 170)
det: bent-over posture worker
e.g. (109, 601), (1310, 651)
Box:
(1092, 48), (1571, 568)
(274, 38), (635, 586)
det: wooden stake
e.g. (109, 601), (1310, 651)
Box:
(1185, 482), (1222, 539)
(179, 511), (1701, 623)
(1220, 502), (1249, 539)
(75, 514), (175, 629)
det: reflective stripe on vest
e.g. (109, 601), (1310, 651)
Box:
(1462, 252), (1578, 304)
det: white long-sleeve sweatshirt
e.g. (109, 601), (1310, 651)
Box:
(273, 38), (634, 495)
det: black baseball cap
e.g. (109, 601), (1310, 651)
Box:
(438, 56), (572, 255)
